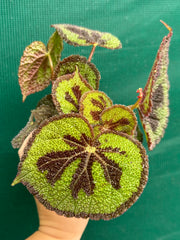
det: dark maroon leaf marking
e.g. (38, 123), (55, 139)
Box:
(94, 151), (122, 189)
(66, 25), (90, 40)
(65, 92), (78, 109)
(90, 96), (108, 120)
(152, 84), (164, 110)
(63, 133), (91, 148)
(72, 85), (82, 102)
(144, 84), (164, 132)
(70, 153), (95, 198)
(91, 96), (106, 110)
(37, 133), (122, 198)
(65, 85), (83, 111)
(97, 118), (131, 134)
(90, 110), (102, 121)
(105, 118), (130, 129)
(37, 149), (84, 185)
(65, 25), (106, 46)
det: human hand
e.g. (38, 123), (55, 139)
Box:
(18, 133), (89, 240)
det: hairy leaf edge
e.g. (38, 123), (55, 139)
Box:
(13, 117), (149, 220)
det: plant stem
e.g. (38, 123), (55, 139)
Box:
(88, 44), (97, 62)
(51, 60), (61, 82)
(47, 53), (54, 77)
(129, 88), (143, 110)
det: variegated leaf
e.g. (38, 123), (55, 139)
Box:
(138, 21), (173, 150)
(18, 31), (63, 101)
(51, 24), (122, 49)
(54, 55), (100, 89)
(94, 105), (137, 137)
(52, 68), (93, 113)
(12, 114), (148, 220)
(79, 90), (112, 125)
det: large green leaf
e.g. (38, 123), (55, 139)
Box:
(52, 68), (93, 113)
(51, 24), (122, 49)
(79, 90), (112, 125)
(12, 114), (148, 220)
(18, 31), (63, 101)
(54, 55), (100, 89)
(138, 22), (173, 150)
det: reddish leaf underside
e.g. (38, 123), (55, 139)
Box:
(18, 32), (62, 101)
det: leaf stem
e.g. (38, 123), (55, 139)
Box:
(47, 53), (54, 77)
(88, 44), (97, 62)
(51, 60), (61, 81)
(129, 88), (143, 110)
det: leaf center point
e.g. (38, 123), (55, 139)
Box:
(86, 145), (96, 153)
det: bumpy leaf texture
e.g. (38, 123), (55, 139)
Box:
(79, 90), (113, 125)
(51, 24), (122, 49)
(12, 114), (148, 220)
(18, 31), (63, 101)
(54, 55), (100, 89)
(52, 68), (93, 113)
(138, 22), (173, 150)
(93, 105), (137, 137)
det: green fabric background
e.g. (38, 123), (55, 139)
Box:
(0, 1), (180, 239)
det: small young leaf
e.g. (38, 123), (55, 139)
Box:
(31, 95), (58, 123)
(138, 22), (173, 150)
(79, 90), (113, 125)
(36, 94), (57, 109)
(54, 55), (100, 89)
(11, 95), (58, 149)
(51, 24), (122, 49)
(12, 114), (148, 220)
(94, 105), (137, 136)
(52, 68), (93, 113)
(47, 31), (63, 65)
(11, 114), (38, 149)
(18, 32), (63, 100)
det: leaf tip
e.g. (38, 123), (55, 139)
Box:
(22, 95), (26, 102)
(160, 20), (172, 32)
(11, 176), (21, 186)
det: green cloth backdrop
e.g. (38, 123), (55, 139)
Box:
(0, 1), (180, 239)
